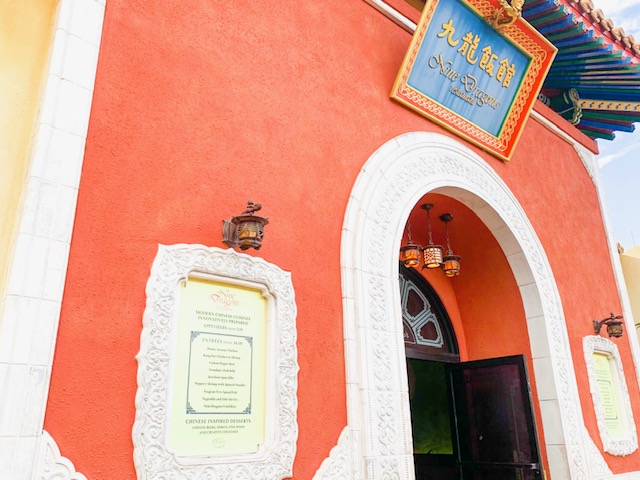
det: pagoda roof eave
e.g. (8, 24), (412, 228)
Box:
(523, 0), (640, 139)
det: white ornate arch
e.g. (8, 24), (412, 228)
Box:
(314, 132), (601, 480)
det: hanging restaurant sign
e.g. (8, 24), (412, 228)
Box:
(391, 0), (556, 161)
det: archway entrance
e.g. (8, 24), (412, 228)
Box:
(400, 264), (543, 479)
(314, 132), (594, 480)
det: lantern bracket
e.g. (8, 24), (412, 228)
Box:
(222, 200), (269, 250)
(593, 313), (624, 338)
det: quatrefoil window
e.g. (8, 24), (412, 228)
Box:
(400, 265), (459, 361)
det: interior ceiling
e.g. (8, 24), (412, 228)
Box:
(523, 0), (640, 140)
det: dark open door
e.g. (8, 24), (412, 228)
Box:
(446, 355), (543, 480)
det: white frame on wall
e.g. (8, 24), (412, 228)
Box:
(584, 335), (638, 457)
(133, 245), (299, 480)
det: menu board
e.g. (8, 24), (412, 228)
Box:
(593, 352), (625, 439)
(169, 277), (266, 456)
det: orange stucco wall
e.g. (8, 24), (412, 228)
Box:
(44, 1), (640, 478)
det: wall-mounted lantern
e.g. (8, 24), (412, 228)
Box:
(593, 313), (624, 338)
(223, 201), (269, 250)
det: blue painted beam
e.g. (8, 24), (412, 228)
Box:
(578, 119), (636, 132)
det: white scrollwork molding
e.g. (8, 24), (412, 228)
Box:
(574, 143), (598, 181)
(585, 429), (615, 479)
(314, 131), (608, 479)
(584, 335), (638, 456)
(312, 427), (359, 480)
(36, 431), (87, 480)
(133, 245), (298, 480)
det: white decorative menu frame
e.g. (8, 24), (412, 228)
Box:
(133, 245), (298, 479)
(583, 335), (637, 456)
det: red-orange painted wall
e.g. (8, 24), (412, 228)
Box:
(44, 0), (640, 478)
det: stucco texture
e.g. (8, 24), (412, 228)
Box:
(44, 0), (640, 478)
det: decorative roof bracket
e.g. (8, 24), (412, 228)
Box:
(549, 89), (583, 126)
(489, 0), (524, 29)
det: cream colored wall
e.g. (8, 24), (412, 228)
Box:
(620, 246), (640, 342)
(0, 0), (57, 296)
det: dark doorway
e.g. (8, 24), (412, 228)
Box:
(401, 265), (459, 479)
(447, 355), (543, 480)
(408, 358), (458, 479)
(400, 266), (543, 480)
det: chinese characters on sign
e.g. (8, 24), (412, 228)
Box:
(169, 277), (267, 456)
(437, 18), (516, 90)
(391, 0), (556, 160)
